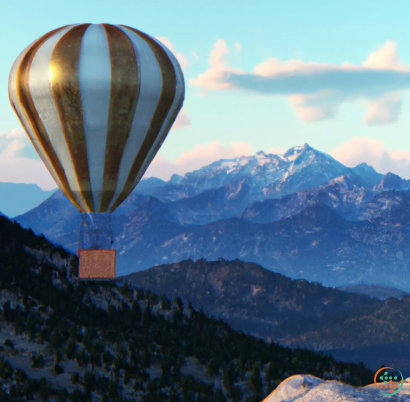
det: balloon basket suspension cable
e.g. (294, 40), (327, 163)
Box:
(77, 212), (116, 280)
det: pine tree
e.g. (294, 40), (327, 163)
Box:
(175, 297), (184, 312)
(71, 372), (80, 385)
(37, 354), (45, 369)
(206, 356), (220, 376)
(65, 340), (77, 360)
(142, 301), (152, 328)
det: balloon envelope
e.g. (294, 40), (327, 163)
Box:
(9, 23), (185, 213)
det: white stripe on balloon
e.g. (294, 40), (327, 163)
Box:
(79, 24), (112, 212)
(29, 25), (85, 209)
(106, 25), (165, 211)
(130, 35), (185, 190)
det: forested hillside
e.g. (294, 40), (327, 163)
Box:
(0, 216), (374, 401)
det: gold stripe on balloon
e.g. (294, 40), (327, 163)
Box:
(13, 26), (85, 212)
(109, 26), (177, 213)
(99, 24), (140, 213)
(138, 102), (183, 182)
(10, 99), (67, 195)
(50, 24), (95, 212)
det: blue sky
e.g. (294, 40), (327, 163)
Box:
(2, 0), (410, 189)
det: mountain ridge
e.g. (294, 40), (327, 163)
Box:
(13, 143), (410, 289)
(0, 213), (378, 401)
(121, 258), (410, 375)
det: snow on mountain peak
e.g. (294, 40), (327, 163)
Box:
(283, 143), (311, 160)
(188, 144), (320, 177)
(238, 155), (255, 166)
(255, 150), (279, 166)
(220, 160), (237, 174)
(220, 161), (236, 168)
(174, 144), (351, 198)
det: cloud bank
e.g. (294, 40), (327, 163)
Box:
(147, 138), (410, 181)
(190, 40), (410, 125)
(190, 39), (245, 93)
(330, 137), (410, 179)
(171, 107), (191, 130)
(3, 128), (410, 189)
(144, 140), (252, 180)
(0, 129), (251, 188)
(0, 130), (56, 190)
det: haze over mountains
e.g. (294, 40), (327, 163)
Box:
(336, 283), (410, 300)
(4, 143), (410, 399)
(0, 214), (380, 401)
(12, 143), (410, 290)
(0, 182), (57, 217)
(121, 258), (410, 376)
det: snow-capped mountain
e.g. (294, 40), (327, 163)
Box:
(13, 143), (410, 289)
(139, 143), (353, 203)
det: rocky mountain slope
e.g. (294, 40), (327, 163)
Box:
(15, 190), (410, 289)
(337, 284), (410, 300)
(114, 201), (410, 289)
(121, 259), (373, 345)
(263, 374), (410, 401)
(122, 258), (410, 375)
(14, 143), (410, 289)
(0, 215), (376, 401)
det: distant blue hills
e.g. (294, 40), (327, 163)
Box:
(10, 143), (410, 290)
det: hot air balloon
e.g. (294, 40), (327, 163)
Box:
(8, 23), (185, 279)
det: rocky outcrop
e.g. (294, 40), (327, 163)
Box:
(263, 374), (410, 401)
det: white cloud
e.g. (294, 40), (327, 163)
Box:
(0, 155), (56, 190)
(0, 129), (27, 158)
(143, 140), (252, 180)
(362, 41), (408, 71)
(0, 129), (56, 190)
(189, 39), (245, 92)
(330, 137), (410, 179)
(235, 42), (242, 52)
(190, 40), (410, 125)
(363, 91), (402, 126)
(155, 36), (188, 71)
(268, 146), (287, 155)
(0, 128), (251, 189)
(288, 89), (341, 122)
(171, 107), (191, 130)
(6, 129), (25, 139)
(209, 39), (230, 69)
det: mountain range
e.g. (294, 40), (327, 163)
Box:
(0, 213), (378, 401)
(13, 143), (410, 290)
(336, 283), (410, 300)
(121, 258), (410, 376)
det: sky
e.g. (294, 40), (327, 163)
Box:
(2, 0), (410, 189)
